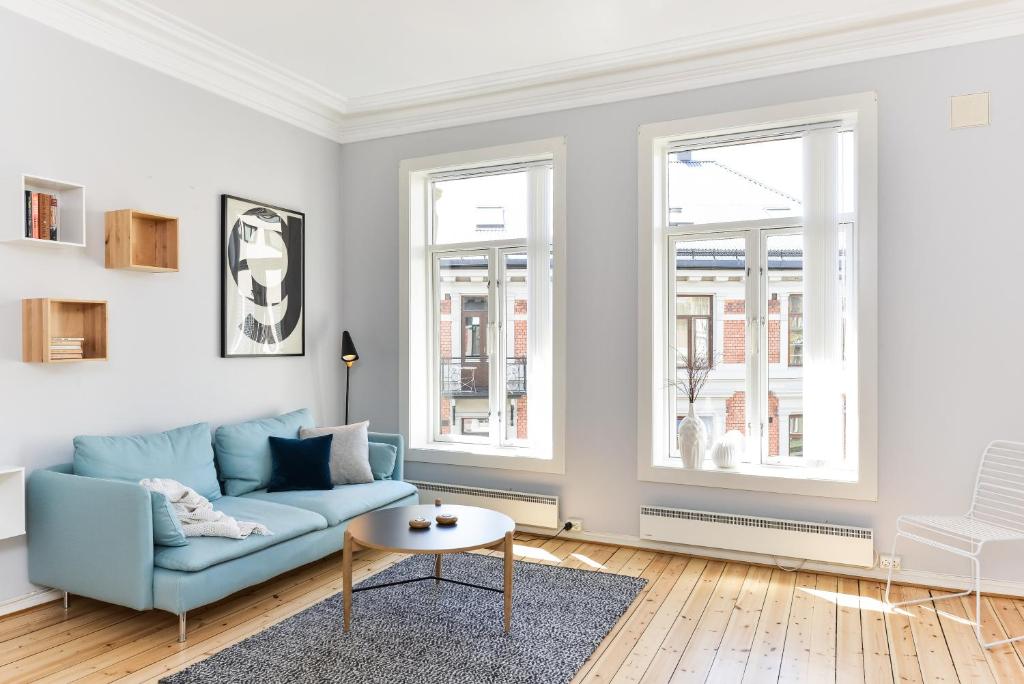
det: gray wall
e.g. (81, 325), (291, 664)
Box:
(0, 11), (344, 604)
(340, 35), (1024, 581)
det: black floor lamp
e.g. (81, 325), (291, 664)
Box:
(341, 331), (359, 425)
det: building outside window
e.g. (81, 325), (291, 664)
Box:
(789, 414), (804, 457)
(788, 293), (803, 367)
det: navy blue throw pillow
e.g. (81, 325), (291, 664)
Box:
(267, 434), (334, 492)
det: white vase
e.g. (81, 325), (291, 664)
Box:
(677, 405), (707, 469)
(711, 430), (745, 469)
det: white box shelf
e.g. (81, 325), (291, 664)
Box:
(0, 467), (26, 539)
(17, 175), (86, 247)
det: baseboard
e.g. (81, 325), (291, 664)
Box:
(517, 525), (1024, 598)
(0, 588), (62, 617)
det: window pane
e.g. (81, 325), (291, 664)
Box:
(437, 254), (490, 442)
(668, 137), (803, 226)
(432, 171), (529, 244)
(767, 232), (803, 463)
(674, 237), (747, 464)
(504, 252), (529, 445)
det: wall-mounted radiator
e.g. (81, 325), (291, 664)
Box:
(640, 505), (874, 567)
(409, 481), (560, 529)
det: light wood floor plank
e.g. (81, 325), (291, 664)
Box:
(667, 562), (749, 683)
(808, 573), (839, 684)
(859, 580), (895, 684)
(583, 555), (690, 682)
(835, 576), (865, 684)
(637, 561), (726, 684)
(883, 584), (923, 684)
(612, 558), (708, 683)
(961, 594), (1024, 683)
(573, 554), (674, 683)
(932, 589), (996, 684)
(705, 564), (772, 684)
(3, 539), (1023, 684)
(776, 570), (819, 683)
(992, 596), (1024, 666)
(740, 568), (797, 684)
(896, 585), (957, 684)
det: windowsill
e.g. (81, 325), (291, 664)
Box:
(409, 441), (565, 474)
(639, 458), (875, 500)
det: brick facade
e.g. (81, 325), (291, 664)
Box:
(723, 320), (745, 364)
(514, 299), (527, 438)
(724, 390), (780, 457)
(439, 294), (452, 434)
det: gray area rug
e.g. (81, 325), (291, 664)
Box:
(162, 553), (646, 684)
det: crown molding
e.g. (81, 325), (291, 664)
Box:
(0, 0), (347, 140)
(3, 0), (1024, 143)
(336, 0), (1024, 142)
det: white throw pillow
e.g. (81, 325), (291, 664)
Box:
(299, 421), (372, 485)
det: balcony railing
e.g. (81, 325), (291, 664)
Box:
(440, 357), (526, 396)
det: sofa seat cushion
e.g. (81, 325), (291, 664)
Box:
(243, 480), (418, 526)
(153, 496), (328, 572)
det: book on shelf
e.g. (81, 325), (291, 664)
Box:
(24, 191), (60, 241)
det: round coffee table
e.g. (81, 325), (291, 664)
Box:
(342, 504), (516, 633)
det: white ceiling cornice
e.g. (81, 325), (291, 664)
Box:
(4, 0), (1024, 143)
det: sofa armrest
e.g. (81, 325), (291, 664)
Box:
(368, 432), (406, 482)
(27, 468), (154, 611)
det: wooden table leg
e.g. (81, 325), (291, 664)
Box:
(503, 530), (513, 633)
(343, 529), (353, 632)
(435, 554), (442, 585)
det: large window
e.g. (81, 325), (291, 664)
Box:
(638, 94), (877, 500)
(401, 139), (565, 473)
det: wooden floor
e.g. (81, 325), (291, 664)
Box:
(3, 534), (1024, 683)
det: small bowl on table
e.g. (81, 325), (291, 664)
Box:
(435, 513), (458, 526)
(409, 517), (432, 529)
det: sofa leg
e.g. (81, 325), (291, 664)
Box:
(178, 613), (187, 643)
(63, 592), (69, 611)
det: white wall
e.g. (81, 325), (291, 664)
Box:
(340, 36), (1024, 582)
(0, 11), (344, 604)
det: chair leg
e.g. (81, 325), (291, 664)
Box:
(178, 613), (187, 643)
(884, 533), (971, 609)
(63, 591), (69, 612)
(883, 535), (899, 604)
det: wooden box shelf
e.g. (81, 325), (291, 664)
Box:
(22, 299), (108, 363)
(105, 209), (179, 272)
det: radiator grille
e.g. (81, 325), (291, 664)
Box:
(641, 506), (872, 540)
(409, 481), (558, 507)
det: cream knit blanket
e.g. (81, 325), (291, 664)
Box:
(140, 478), (272, 540)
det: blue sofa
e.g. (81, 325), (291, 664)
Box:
(26, 415), (418, 642)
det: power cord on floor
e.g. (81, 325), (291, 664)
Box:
(773, 556), (806, 572)
(547, 521), (574, 541)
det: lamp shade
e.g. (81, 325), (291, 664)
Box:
(341, 330), (359, 365)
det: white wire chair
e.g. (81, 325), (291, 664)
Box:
(884, 440), (1024, 649)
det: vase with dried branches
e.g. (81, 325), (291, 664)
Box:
(670, 351), (715, 469)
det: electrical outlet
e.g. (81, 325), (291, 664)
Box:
(567, 518), (583, 532)
(879, 555), (902, 571)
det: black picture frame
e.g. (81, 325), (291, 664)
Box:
(220, 194), (305, 358)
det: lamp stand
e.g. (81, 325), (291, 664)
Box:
(344, 363), (352, 425)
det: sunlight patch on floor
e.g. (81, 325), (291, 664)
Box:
(571, 552), (606, 570)
(799, 587), (913, 616)
(513, 544), (559, 562)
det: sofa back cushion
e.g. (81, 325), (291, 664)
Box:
(214, 409), (315, 496)
(73, 422), (221, 501)
(368, 442), (397, 480)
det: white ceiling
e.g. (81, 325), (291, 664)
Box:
(4, 0), (1024, 141)
(143, 0), (925, 99)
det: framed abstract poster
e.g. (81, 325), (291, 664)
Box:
(221, 195), (305, 357)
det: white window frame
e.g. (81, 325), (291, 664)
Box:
(637, 93), (878, 500)
(400, 138), (566, 474)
